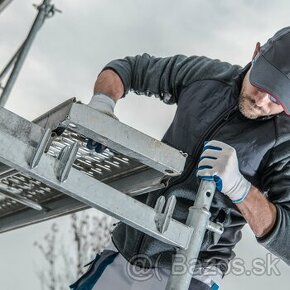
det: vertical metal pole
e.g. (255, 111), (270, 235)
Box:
(0, 0), (55, 107)
(0, 0), (13, 14)
(166, 180), (216, 290)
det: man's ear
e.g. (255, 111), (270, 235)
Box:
(252, 42), (261, 60)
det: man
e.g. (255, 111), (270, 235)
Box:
(70, 27), (290, 290)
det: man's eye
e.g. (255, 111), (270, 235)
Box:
(268, 95), (279, 105)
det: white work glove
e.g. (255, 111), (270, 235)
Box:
(86, 93), (118, 152)
(87, 93), (118, 119)
(196, 140), (252, 203)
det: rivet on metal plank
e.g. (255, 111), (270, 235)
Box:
(57, 142), (79, 182)
(30, 128), (52, 169)
(154, 195), (176, 233)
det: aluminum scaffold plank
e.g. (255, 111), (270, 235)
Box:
(0, 99), (192, 249)
(0, 99), (226, 290)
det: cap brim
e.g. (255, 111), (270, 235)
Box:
(249, 55), (290, 115)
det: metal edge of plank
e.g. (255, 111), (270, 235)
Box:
(0, 98), (76, 175)
(0, 98), (186, 177)
(64, 103), (186, 175)
(0, 167), (165, 234)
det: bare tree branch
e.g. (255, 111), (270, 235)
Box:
(34, 211), (114, 290)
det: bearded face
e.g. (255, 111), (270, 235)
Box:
(238, 69), (284, 119)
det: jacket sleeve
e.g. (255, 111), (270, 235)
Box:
(258, 139), (290, 266)
(102, 53), (239, 104)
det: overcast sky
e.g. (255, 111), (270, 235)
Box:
(0, 0), (290, 289)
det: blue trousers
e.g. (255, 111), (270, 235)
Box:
(70, 242), (221, 290)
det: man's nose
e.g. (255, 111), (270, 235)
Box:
(255, 92), (270, 107)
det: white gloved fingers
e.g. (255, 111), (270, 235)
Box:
(204, 140), (232, 150)
(198, 157), (216, 169)
(196, 167), (217, 178)
(196, 156), (217, 177)
(196, 163), (221, 190)
(197, 143), (222, 179)
(198, 140), (251, 202)
(201, 141), (238, 165)
(87, 93), (116, 116)
(202, 140), (237, 161)
(199, 149), (221, 161)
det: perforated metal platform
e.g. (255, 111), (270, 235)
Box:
(0, 98), (186, 234)
(0, 129), (148, 222)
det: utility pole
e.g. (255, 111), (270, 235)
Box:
(0, 0), (60, 107)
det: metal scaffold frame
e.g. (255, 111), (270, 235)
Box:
(0, 2), (224, 289)
(0, 0), (13, 14)
(0, 99), (224, 290)
(0, 0), (60, 107)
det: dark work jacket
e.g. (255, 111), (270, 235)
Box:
(103, 54), (290, 274)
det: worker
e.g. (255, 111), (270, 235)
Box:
(70, 26), (290, 290)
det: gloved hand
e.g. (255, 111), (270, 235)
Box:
(196, 140), (251, 203)
(86, 93), (118, 153)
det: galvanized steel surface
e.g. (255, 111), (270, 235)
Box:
(0, 101), (186, 239)
(0, 129), (147, 219)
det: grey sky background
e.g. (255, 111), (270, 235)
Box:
(0, 0), (290, 289)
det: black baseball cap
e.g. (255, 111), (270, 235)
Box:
(249, 27), (290, 115)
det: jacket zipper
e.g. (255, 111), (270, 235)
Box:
(135, 103), (238, 256)
(167, 103), (238, 188)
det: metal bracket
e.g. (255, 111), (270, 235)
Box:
(207, 221), (224, 245)
(56, 142), (79, 182)
(29, 128), (52, 168)
(154, 195), (176, 233)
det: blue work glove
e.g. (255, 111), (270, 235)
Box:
(86, 139), (106, 153)
(196, 140), (251, 203)
(86, 93), (118, 153)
